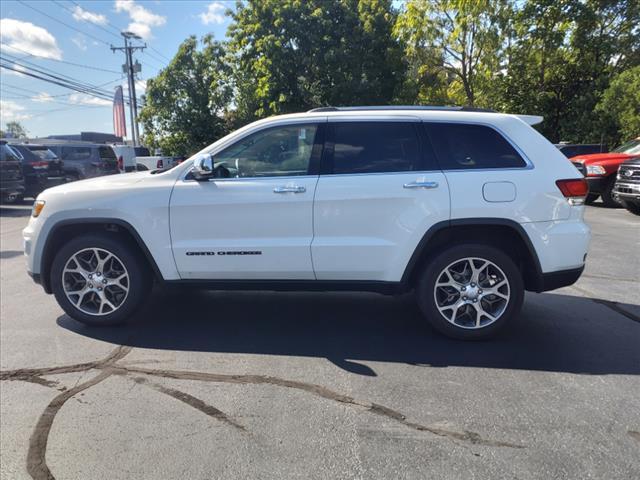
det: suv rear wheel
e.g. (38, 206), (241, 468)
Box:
(51, 234), (151, 326)
(416, 244), (524, 340)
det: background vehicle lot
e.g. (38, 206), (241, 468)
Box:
(1, 203), (638, 479)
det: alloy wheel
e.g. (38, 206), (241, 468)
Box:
(62, 248), (130, 316)
(433, 257), (510, 329)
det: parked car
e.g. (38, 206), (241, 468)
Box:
(613, 157), (640, 215)
(9, 144), (66, 199)
(135, 155), (176, 171)
(570, 137), (640, 206)
(42, 142), (119, 181)
(23, 106), (590, 340)
(111, 145), (151, 172)
(0, 141), (25, 203)
(26, 144), (66, 186)
(555, 143), (608, 158)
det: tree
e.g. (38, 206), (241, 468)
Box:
(596, 66), (640, 145)
(395, 0), (508, 107)
(138, 35), (232, 156)
(3, 121), (28, 138)
(228, 0), (403, 121)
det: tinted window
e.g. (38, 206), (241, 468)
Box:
(426, 123), (526, 169)
(99, 146), (117, 160)
(1, 144), (20, 161)
(29, 147), (58, 160)
(215, 124), (318, 178)
(330, 122), (420, 174)
(62, 147), (91, 160)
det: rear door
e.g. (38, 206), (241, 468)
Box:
(311, 118), (450, 282)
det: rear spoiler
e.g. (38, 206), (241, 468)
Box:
(515, 114), (544, 126)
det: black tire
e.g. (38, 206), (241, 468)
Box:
(585, 193), (599, 204)
(600, 176), (621, 207)
(416, 244), (524, 340)
(51, 233), (151, 326)
(620, 199), (640, 216)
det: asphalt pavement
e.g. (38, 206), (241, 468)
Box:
(1, 201), (639, 480)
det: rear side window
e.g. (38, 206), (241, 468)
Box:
(62, 147), (91, 160)
(1, 144), (20, 161)
(329, 122), (420, 174)
(99, 146), (117, 160)
(426, 123), (526, 170)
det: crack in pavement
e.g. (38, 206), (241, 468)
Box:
(132, 376), (246, 431)
(1, 345), (524, 480)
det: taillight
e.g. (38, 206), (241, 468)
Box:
(118, 156), (124, 170)
(31, 161), (48, 169)
(156, 159), (163, 168)
(556, 178), (588, 205)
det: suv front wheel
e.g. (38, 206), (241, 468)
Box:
(51, 234), (151, 326)
(416, 244), (524, 340)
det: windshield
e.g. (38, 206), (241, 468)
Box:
(29, 147), (58, 160)
(613, 138), (640, 154)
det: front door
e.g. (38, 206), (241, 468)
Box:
(170, 122), (324, 280)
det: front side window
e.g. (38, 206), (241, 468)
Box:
(330, 122), (420, 174)
(426, 123), (527, 169)
(214, 124), (319, 178)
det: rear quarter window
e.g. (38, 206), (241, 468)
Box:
(425, 123), (527, 170)
(99, 147), (117, 160)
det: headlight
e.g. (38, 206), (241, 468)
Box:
(32, 200), (46, 218)
(586, 165), (606, 176)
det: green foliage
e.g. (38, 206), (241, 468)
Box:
(596, 66), (640, 143)
(228, 0), (403, 120)
(3, 121), (28, 138)
(138, 35), (232, 156)
(139, 0), (638, 154)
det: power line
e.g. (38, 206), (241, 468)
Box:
(17, 0), (112, 47)
(0, 56), (121, 102)
(0, 44), (122, 74)
(1, 79), (124, 98)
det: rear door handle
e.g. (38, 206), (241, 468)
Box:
(403, 181), (439, 189)
(274, 185), (306, 193)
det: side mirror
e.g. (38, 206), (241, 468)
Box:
(192, 154), (214, 181)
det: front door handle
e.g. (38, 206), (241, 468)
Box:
(403, 181), (439, 189)
(274, 185), (306, 194)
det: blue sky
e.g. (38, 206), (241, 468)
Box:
(0, 0), (234, 138)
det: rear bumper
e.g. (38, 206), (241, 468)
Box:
(536, 266), (584, 292)
(586, 176), (607, 193)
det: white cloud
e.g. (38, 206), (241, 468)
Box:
(0, 19), (62, 60)
(68, 93), (111, 107)
(199, 2), (226, 25)
(114, 0), (166, 39)
(72, 5), (108, 26)
(71, 34), (87, 51)
(32, 92), (54, 103)
(0, 100), (31, 122)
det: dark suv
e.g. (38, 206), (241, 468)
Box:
(0, 141), (25, 203)
(10, 144), (66, 199)
(43, 143), (119, 181)
(614, 157), (640, 215)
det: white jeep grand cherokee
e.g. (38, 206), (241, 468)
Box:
(23, 107), (590, 339)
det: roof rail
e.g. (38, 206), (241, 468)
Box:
(307, 106), (496, 113)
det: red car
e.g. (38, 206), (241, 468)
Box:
(571, 137), (640, 206)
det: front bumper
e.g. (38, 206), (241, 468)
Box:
(613, 181), (640, 201)
(537, 266), (584, 292)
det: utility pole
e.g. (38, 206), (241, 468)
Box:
(111, 32), (145, 146)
